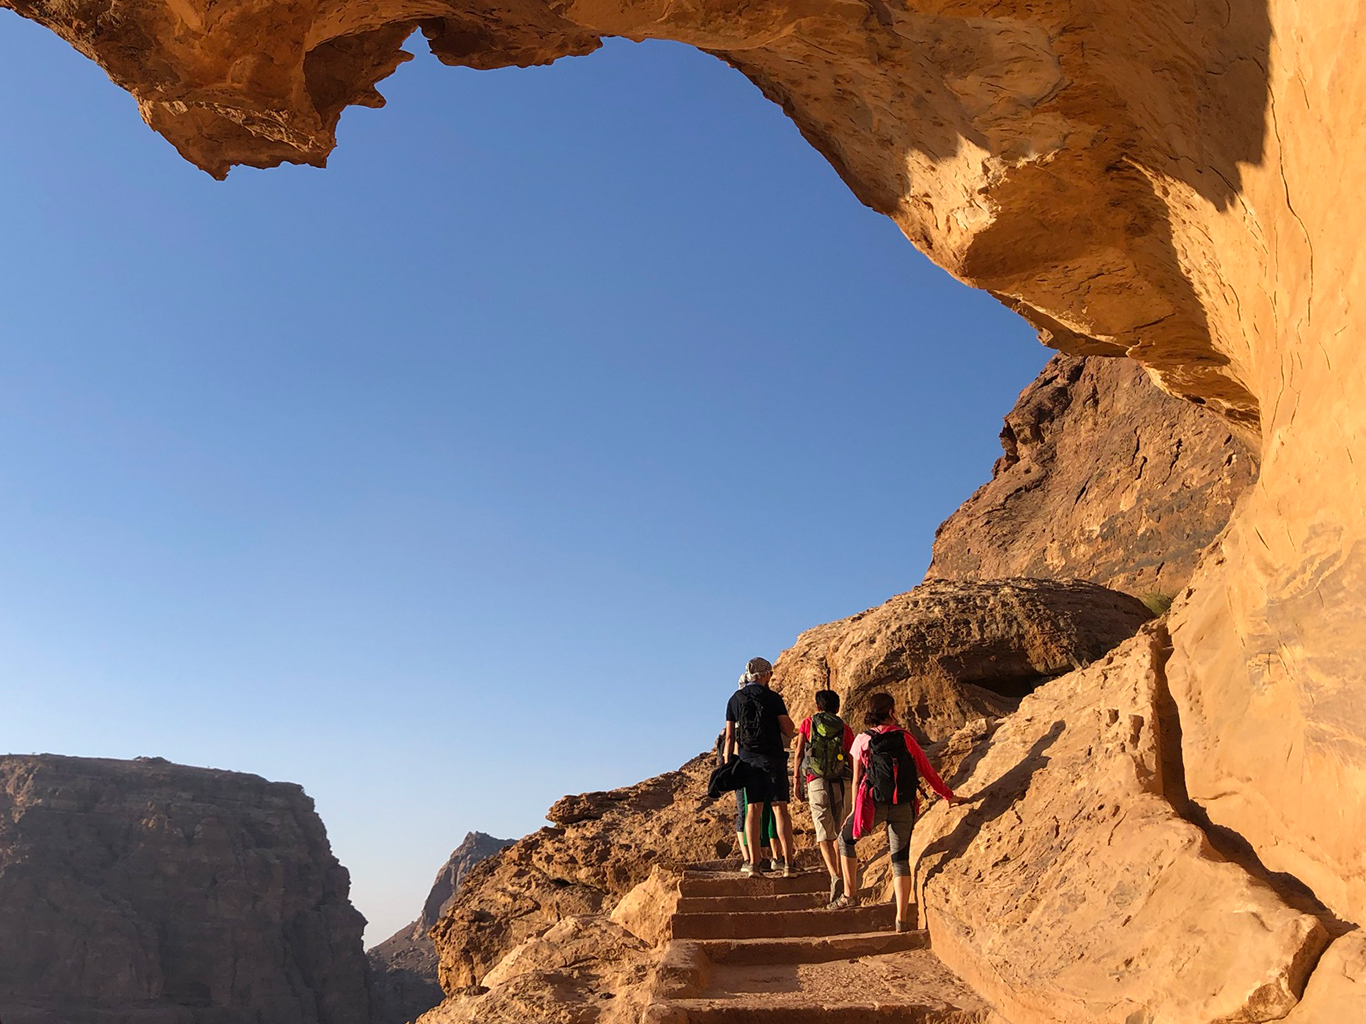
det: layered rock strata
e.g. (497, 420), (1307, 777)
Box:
(927, 354), (1258, 597)
(368, 832), (515, 1024)
(773, 577), (1153, 743)
(0, 754), (369, 1024)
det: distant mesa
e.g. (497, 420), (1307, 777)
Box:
(0, 753), (369, 1024)
(0, 751), (515, 1024)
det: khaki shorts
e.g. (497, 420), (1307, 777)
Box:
(807, 777), (847, 843)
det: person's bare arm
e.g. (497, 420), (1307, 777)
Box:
(792, 729), (808, 800)
(724, 721), (737, 761)
(778, 714), (796, 739)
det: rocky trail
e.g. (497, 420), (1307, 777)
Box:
(644, 861), (1000, 1024)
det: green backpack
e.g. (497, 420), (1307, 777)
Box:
(805, 712), (848, 779)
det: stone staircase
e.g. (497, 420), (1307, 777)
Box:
(644, 862), (999, 1023)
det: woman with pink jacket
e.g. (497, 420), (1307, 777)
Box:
(830, 691), (959, 932)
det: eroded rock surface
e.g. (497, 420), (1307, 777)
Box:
(0, 754), (369, 1024)
(909, 628), (1332, 1024)
(367, 831), (515, 1024)
(1281, 932), (1366, 1023)
(417, 916), (655, 1024)
(428, 755), (730, 993)
(928, 354), (1258, 597)
(773, 577), (1153, 743)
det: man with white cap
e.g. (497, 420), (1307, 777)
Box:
(723, 656), (797, 876)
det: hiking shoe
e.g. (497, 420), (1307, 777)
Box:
(895, 918), (914, 933)
(770, 858), (784, 872)
(783, 862), (796, 878)
(828, 876), (844, 903)
(828, 893), (859, 910)
(740, 862), (757, 877)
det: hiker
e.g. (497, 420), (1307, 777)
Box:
(715, 728), (777, 868)
(831, 692), (959, 932)
(723, 656), (797, 876)
(792, 689), (855, 903)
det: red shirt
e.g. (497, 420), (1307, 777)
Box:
(798, 715), (856, 783)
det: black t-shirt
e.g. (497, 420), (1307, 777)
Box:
(725, 684), (789, 757)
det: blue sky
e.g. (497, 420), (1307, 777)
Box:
(0, 19), (1047, 942)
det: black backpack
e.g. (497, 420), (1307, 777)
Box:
(736, 687), (770, 751)
(864, 729), (918, 805)
(805, 712), (848, 779)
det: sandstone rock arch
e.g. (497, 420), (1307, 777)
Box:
(4, 0), (1363, 932)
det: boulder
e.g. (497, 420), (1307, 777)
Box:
(773, 578), (1153, 743)
(416, 916), (654, 1024)
(609, 867), (683, 947)
(0, 754), (369, 1024)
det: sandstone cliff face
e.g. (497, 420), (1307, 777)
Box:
(910, 628), (1336, 1023)
(0, 754), (369, 1024)
(772, 577), (1153, 743)
(367, 832), (514, 1024)
(7, 4), (1359, 930)
(417, 833), (517, 936)
(927, 354), (1258, 597)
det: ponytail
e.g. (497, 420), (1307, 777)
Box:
(863, 692), (896, 728)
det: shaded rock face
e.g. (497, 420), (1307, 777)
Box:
(429, 755), (731, 993)
(0, 754), (369, 1024)
(927, 354), (1258, 598)
(773, 578), (1153, 744)
(367, 832), (514, 1024)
